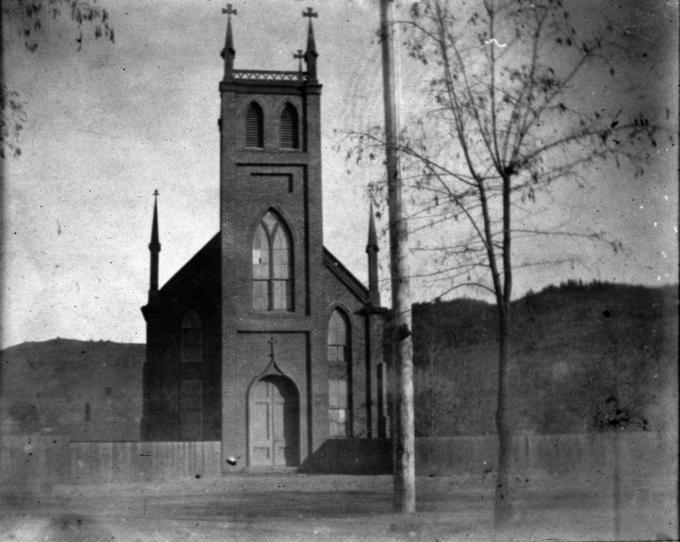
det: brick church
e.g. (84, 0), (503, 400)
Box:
(141, 8), (388, 471)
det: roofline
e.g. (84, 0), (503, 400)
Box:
(322, 247), (369, 304)
(154, 233), (369, 304)
(161, 233), (220, 292)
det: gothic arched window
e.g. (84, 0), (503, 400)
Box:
(328, 309), (350, 437)
(279, 103), (299, 149)
(245, 102), (264, 148)
(252, 211), (293, 311)
(180, 310), (203, 364)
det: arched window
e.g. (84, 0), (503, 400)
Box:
(245, 102), (264, 148)
(180, 310), (203, 364)
(279, 103), (299, 149)
(328, 309), (350, 437)
(252, 211), (293, 311)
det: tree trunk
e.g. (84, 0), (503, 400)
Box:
(494, 305), (513, 529)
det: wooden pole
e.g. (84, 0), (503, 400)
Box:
(379, 0), (415, 514)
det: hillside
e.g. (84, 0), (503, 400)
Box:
(412, 282), (678, 436)
(1, 339), (144, 441)
(2, 282), (677, 441)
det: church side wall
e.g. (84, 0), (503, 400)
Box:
(319, 265), (371, 439)
(142, 252), (221, 442)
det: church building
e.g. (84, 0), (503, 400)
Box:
(141, 8), (388, 471)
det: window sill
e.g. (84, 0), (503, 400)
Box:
(249, 310), (297, 317)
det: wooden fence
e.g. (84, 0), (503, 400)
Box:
(1, 437), (221, 485)
(0, 431), (675, 484)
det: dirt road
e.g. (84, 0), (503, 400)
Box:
(0, 473), (675, 541)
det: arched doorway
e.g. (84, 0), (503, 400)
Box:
(248, 375), (300, 466)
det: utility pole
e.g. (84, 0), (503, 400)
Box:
(379, 0), (415, 514)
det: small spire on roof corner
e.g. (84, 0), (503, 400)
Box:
(303, 7), (318, 52)
(221, 3), (238, 77)
(366, 201), (380, 307)
(150, 189), (160, 248)
(367, 201), (378, 249)
(148, 189), (161, 295)
(302, 7), (318, 80)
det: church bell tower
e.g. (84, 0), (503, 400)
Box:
(218, 6), (326, 467)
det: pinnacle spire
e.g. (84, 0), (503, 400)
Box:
(366, 202), (380, 306)
(150, 190), (160, 249)
(302, 7), (318, 81)
(367, 201), (378, 250)
(221, 3), (237, 78)
(148, 190), (161, 296)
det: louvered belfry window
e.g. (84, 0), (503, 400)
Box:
(245, 102), (264, 147)
(279, 103), (299, 149)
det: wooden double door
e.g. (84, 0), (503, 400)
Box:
(248, 375), (300, 466)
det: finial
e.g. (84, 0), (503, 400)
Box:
(222, 3), (237, 17)
(153, 189), (159, 200)
(302, 7), (318, 19)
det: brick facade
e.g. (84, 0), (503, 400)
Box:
(141, 13), (386, 472)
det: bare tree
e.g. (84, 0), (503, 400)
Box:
(355, 0), (662, 529)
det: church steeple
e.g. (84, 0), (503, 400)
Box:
(302, 7), (318, 82)
(221, 4), (237, 79)
(148, 190), (161, 299)
(366, 202), (380, 307)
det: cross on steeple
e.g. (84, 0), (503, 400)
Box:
(222, 3), (237, 17)
(153, 189), (159, 199)
(294, 49), (304, 71)
(268, 336), (275, 361)
(302, 7), (317, 19)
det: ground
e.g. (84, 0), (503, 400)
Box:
(0, 473), (676, 541)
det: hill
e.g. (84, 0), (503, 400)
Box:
(2, 282), (676, 441)
(412, 282), (678, 436)
(1, 339), (144, 441)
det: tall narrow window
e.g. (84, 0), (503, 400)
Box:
(252, 211), (293, 311)
(328, 309), (350, 437)
(279, 103), (299, 149)
(245, 102), (264, 147)
(180, 310), (203, 364)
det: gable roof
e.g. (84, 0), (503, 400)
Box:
(323, 247), (369, 303)
(161, 233), (220, 294)
(159, 232), (370, 305)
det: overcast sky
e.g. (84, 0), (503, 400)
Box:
(2, 0), (677, 348)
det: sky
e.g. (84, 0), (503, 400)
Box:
(1, 0), (677, 348)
